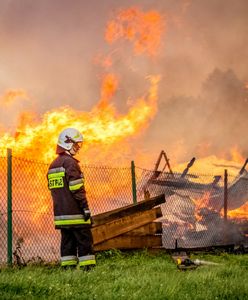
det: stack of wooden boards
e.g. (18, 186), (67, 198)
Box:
(92, 194), (165, 251)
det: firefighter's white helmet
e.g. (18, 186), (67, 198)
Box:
(57, 128), (83, 151)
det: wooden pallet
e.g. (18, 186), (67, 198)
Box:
(92, 194), (165, 251)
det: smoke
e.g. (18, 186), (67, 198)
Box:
(0, 0), (248, 165)
(138, 0), (248, 165)
(143, 68), (248, 164)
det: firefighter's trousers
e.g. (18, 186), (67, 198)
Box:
(60, 227), (96, 268)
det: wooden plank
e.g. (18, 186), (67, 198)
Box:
(124, 222), (162, 236)
(94, 235), (162, 251)
(92, 207), (162, 244)
(92, 194), (165, 226)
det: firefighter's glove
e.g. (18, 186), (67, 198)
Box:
(83, 209), (91, 221)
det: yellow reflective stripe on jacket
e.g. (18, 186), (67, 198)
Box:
(47, 171), (65, 179)
(54, 219), (91, 226)
(69, 178), (84, 191)
(69, 183), (84, 191)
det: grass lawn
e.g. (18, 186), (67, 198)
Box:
(0, 250), (247, 299)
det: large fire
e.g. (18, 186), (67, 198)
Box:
(0, 7), (164, 243)
(0, 6), (247, 251)
(0, 74), (160, 163)
(0, 7), (163, 164)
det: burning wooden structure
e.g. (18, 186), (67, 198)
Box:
(138, 151), (248, 248)
(92, 194), (165, 251)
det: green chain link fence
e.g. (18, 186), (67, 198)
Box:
(0, 149), (247, 265)
(0, 150), (134, 265)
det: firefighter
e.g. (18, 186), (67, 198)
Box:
(47, 128), (96, 270)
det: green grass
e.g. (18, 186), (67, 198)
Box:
(0, 250), (247, 299)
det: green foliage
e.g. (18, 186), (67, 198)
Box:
(0, 252), (247, 299)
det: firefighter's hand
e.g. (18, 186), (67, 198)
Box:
(83, 209), (91, 221)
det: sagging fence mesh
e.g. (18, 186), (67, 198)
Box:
(0, 152), (247, 264)
(136, 167), (248, 249)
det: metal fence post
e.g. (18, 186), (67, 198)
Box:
(131, 161), (137, 204)
(224, 169), (228, 221)
(7, 148), (13, 265)
(223, 169), (228, 244)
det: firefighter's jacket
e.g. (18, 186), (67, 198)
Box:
(47, 153), (91, 229)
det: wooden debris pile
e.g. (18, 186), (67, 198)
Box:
(92, 194), (165, 251)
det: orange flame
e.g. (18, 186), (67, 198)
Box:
(0, 75), (160, 162)
(97, 73), (119, 109)
(226, 202), (248, 220)
(192, 192), (211, 222)
(0, 8), (163, 164)
(230, 146), (245, 164)
(105, 7), (165, 56)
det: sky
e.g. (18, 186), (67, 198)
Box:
(0, 0), (248, 164)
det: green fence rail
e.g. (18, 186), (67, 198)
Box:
(0, 149), (248, 265)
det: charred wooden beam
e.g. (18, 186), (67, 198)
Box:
(239, 158), (248, 176)
(150, 178), (222, 191)
(180, 157), (196, 178)
(212, 175), (221, 186)
(154, 150), (173, 175)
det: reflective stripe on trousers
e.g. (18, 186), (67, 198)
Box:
(54, 214), (91, 226)
(78, 254), (96, 267)
(60, 255), (77, 266)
